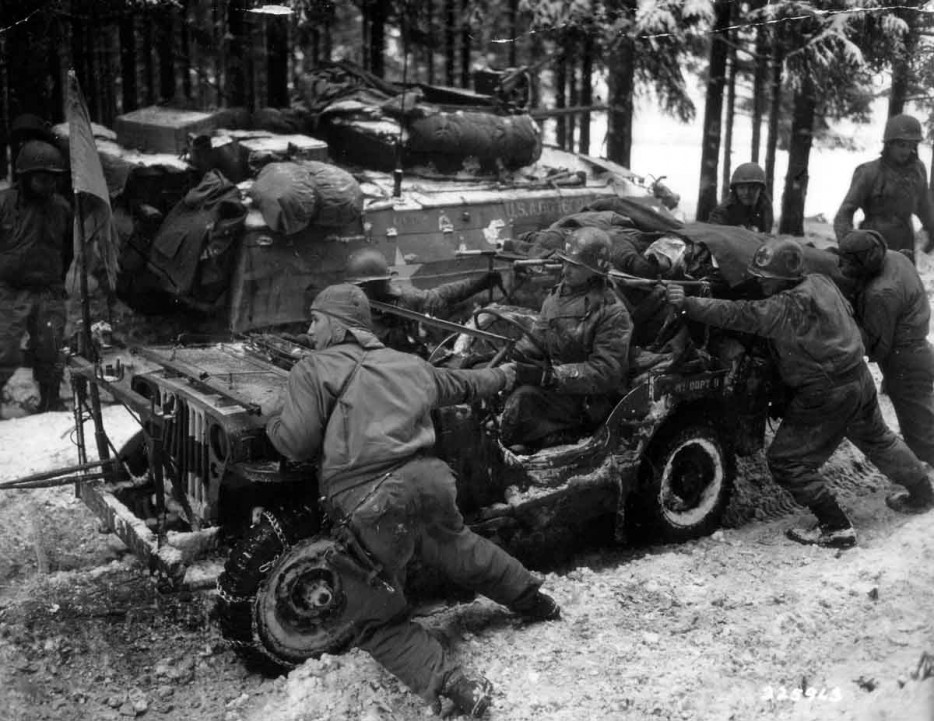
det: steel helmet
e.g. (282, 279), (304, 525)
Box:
(555, 227), (610, 274)
(838, 229), (886, 276)
(730, 162), (766, 188)
(747, 238), (804, 281)
(11, 113), (55, 146)
(15, 140), (65, 175)
(345, 247), (393, 284)
(883, 114), (923, 144)
(310, 283), (373, 331)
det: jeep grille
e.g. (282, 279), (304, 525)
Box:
(155, 387), (212, 525)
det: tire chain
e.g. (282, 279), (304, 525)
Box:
(215, 508), (310, 674)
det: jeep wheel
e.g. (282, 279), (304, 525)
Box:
(216, 506), (346, 676)
(629, 423), (734, 543)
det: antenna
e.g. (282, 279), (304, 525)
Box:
(393, 2), (409, 198)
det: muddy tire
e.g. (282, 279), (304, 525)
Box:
(628, 422), (734, 543)
(215, 506), (325, 676)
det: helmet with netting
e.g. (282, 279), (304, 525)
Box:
(747, 238), (805, 281)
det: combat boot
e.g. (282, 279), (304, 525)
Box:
(786, 496), (857, 549)
(441, 669), (493, 718)
(886, 477), (934, 515)
(508, 586), (561, 622)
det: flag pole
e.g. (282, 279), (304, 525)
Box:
(67, 70), (111, 473)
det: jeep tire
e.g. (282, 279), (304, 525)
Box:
(628, 421), (734, 543)
(215, 506), (334, 676)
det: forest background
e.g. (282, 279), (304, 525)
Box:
(1, 0), (934, 233)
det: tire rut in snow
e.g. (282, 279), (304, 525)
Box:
(722, 441), (889, 527)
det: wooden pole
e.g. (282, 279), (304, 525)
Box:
(75, 195), (111, 469)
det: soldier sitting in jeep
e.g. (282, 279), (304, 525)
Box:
(500, 227), (633, 452)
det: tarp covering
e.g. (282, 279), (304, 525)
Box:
(672, 222), (843, 287)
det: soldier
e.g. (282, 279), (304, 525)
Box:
(838, 229), (934, 511)
(833, 113), (934, 263)
(0, 140), (73, 415)
(9, 113), (58, 172)
(500, 227), (633, 450)
(266, 283), (559, 719)
(666, 237), (934, 548)
(708, 162), (774, 234)
(345, 247), (501, 354)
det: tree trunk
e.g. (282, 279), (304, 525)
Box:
(606, 36), (635, 165)
(119, 14), (138, 112)
(267, 16), (289, 107)
(369, 0), (386, 78)
(508, 0), (519, 67)
(47, 13), (64, 122)
(445, 0), (456, 85)
(695, 0), (732, 223)
(606, 0), (636, 167)
(721, 23), (738, 200)
(764, 35), (783, 202)
(530, 33), (544, 124)
(158, 8), (176, 103)
(889, 3), (920, 117)
(227, 0), (248, 107)
(425, 1), (435, 84)
(180, 0), (192, 101)
(460, 0), (471, 88)
(99, 24), (117, 127)
(555, 49), (567, 149)
(72, 6), (89, 109)
(0, 34), (8, 180)
(567, 37), (578, 152)
(751, 25), (768, 162)
(580, 35), (593, 155)
(779, 73), (817, 236)
(141, 13), (155, 105)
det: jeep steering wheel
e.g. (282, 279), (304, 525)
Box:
(471, 307), (550, 369)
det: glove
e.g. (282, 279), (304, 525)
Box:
(666, 285), (686, 309)
(516, 362), (553, 387)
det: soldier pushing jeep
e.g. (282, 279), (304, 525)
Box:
(667, 237), (934, 548)
(838, 229), (934, 509)
(265, 283), (559, 718)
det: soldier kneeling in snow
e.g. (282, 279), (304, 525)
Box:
(266, 284), (559, 718)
